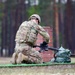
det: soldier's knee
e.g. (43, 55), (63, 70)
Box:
(22, 54), (28, 60)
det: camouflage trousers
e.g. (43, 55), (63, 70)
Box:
(11, 43), (43, 64)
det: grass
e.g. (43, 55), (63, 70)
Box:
(0, 57), (75, 75)
(0, 64), (75, 75)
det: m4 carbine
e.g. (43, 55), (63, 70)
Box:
(34, 44), (59, 53)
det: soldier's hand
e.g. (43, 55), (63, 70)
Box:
(39, 41), (48, 52)
(40, 41), (48, 47)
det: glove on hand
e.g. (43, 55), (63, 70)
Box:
(40, 41), (48, 47)
(39, 41), (48, 52)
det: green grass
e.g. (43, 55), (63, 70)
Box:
(0, 63), (75, 68)
(0, 57), (75, 75)
(0, 64), (75, 75)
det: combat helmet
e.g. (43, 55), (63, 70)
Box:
(29, 14), (41, 23)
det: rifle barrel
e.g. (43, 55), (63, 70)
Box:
(35, 45), (59, 51)
(48, 47), (59, 51)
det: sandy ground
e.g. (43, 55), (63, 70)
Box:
(0, 57), (11, 64)
(0, 57), (75, 75)
(0, 64), (75, 75)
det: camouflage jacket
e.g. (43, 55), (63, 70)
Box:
(15, 20), (50, 46)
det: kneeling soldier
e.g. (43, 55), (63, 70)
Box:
(11, 14), (50, 64)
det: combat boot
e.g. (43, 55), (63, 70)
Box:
(16, 53), (22, 64)
(11, 52), (17, 64)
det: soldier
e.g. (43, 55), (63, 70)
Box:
(11, 14), (50, 64)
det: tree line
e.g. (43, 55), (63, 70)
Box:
(0, 0), (75, 56)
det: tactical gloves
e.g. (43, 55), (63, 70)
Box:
(39, 41), (48, 52)
(33, 41), (49, 52)
(40, 41), (48, 46)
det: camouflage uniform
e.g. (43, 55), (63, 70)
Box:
(11, 16), (50, 64)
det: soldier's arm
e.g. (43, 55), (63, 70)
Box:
(37, 25), (50, 43)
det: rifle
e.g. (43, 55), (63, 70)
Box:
(34, 43), (71, 63)
(34, 44), (59, 53)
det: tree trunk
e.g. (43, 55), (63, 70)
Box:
(64, 0), (75, 54)
(53, 0), (59, 48)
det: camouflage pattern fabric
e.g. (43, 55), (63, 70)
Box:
(11, 20), (50, 64)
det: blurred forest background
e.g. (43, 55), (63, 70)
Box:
(0, 0), (75, 56)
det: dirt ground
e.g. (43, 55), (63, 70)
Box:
(0, 57), (11, 64)
(0, 57), (75, 75)
(0, 65), (75, 75)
